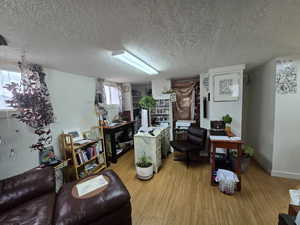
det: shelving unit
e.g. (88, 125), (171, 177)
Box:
(132, 95), (142, 110)
(151, 99), (171, 126)
(103, 122), (134, 163)
(61, 126), (107, 180)
(131, 83), (152, 133)
(150, 98), (174, 150)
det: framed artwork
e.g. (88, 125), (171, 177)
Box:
(213, 73), (240, 102)
(276, 60), (297, 95)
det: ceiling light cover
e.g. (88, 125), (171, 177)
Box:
(112, 50), (159, 75)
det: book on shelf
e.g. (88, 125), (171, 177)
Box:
(76, 144), (100, 165)
(84, 163), (98, 172)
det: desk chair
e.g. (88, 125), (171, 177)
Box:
(278, 214), (296, 225)
(170, 127), (207, 167)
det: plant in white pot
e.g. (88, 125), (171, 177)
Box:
(136, 154), (153, 180)
(230, 144), (254, 173)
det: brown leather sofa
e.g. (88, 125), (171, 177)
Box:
(0, 167), (132, 225)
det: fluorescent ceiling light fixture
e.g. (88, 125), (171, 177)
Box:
(112, 50), (159, 75)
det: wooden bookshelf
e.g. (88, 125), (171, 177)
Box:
(60, 126), (107, 180)
(75, 155), (98, 168)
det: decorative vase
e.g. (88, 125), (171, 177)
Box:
(225, 125), (232, 134)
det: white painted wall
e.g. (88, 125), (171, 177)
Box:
(151, 79), (171, 100)
(207, 65), (245, 136)
(199, 73), (210, 129)
(246, 56), (300, 179)
(0, 68), (97, 179)
(122, 83), (133, 120)
(245, 60), (276, 173)
(272, 57), (300, 179)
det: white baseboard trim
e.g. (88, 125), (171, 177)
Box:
(254, 155), (272, 174)
(271, 170), (300, 180)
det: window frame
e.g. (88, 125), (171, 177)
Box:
(0, 69), (21, 112)
(104, 84), (121, 105)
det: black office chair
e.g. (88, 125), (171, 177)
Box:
(170, 127), (207, 167)
(278, 214), (296, 225)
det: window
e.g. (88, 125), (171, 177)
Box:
(104, 85), (121, 105)
(0, 70), (21, 110)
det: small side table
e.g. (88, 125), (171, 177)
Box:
(209, 137), (243, 191)
(288, 204), (300, 216)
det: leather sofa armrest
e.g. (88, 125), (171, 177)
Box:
(278, 214), (296, 225)
(54, 170), (131, 225)
(0, 167), (55, 213)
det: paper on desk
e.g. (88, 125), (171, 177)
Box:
(290, 189), (300, 206)
(76, 175), (108, 197)
(210, 136), (241, 141)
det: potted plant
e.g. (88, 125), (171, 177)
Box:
(222, 114), (232, 133)
(136, 154), (153, 180)
(230, 144), (254, 173)
(139, 96), (156, 127)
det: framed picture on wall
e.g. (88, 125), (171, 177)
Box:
(213, 73), (240, 102)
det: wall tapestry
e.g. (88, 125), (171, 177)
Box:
(276, 60), (297, 95)
(171, 80), (196, 121)
(213, 73), (240, 102)
(5, 59), (55, 151)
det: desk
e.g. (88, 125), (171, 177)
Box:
(103, 121), (134, 163)
(209, 136), (243, 191)
(288, 204), (300, 216)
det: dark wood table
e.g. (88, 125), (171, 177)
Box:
(288, 204), (300, 216)
(103, 121), (134, 163)
(209, 136), (243, 191)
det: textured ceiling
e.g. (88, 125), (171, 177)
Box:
(1, 0), (300, 83)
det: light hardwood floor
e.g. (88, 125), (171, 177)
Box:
(110, 150), (300, 225)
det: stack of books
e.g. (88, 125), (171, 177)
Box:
(76, 143), (103, 165)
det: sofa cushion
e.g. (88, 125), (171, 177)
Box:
(0, 192), (56, 225)
(54, 170), (131, 225)
(0, 167), (55, 213)
(170, 140), (200, 152)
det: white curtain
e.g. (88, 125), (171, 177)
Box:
(0, 70), (21, 110)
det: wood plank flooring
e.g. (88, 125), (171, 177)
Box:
(109, 150), (300, 225)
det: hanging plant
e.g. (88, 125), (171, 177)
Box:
(4, 59), (55, 151)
